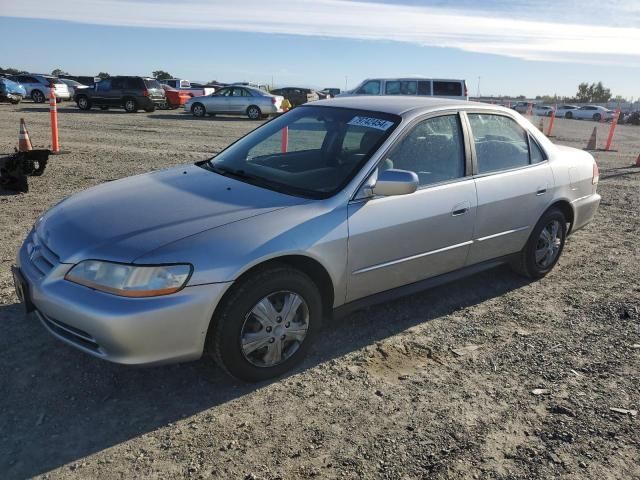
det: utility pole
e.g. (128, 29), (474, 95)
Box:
(477, 76), (481, 98)
(345, 75), (348, 91)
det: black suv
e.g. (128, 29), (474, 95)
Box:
(75, 76), (165, 113)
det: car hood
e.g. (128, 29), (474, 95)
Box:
(36, 164), (304, 264)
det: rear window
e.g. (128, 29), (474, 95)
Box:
(433, 81), (462, 97)
(144, 79), (162, 89)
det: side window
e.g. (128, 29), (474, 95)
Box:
(529, 137), (547, 163)
(385, 115), (465, 186)
(111, 78), (124, 89)
(230, 88), (244, 97)
(216, 88), (232, 96)
(433, 81), (463, 97)
(468, 114), (530, 173)
(417, 81), (431, 95)
(96, 79), (111, 92)
(356, 81), (381, 95)
(385, 81), (417, 95)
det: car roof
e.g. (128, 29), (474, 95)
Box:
(309, 95), (498, 116)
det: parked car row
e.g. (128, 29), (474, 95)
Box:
(0, 77), (27, 104)
(512, 102), (616, 121)
(5, 74), (71, 103)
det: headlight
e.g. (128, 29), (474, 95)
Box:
(65, 261), (192, 297)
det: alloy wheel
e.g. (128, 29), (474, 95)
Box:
(535, 220), (562, 268)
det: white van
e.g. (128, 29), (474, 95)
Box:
(345, 78), (468, 100)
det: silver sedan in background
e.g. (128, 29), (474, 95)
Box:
(185, 85), (284, 119)
(13, 97), (600, 381)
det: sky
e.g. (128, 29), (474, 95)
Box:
(1, 0), (639, 98)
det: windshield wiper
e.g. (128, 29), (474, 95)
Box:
(206, 163), (289, 193)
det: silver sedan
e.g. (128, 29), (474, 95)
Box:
(184, 85), (284, 119)
(13, 96), (600, 381)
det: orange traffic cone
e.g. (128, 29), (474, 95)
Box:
(18, 118), (33, 152)
(634, 153), (640, 167)
(585, 126), (597, 150)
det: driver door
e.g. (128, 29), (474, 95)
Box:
(346, 113), (477, 301)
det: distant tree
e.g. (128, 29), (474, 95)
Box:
(97, 72), (110, 79)
(152, 70), (173, 80)
(0, 66), (27, 75)
(575, 82), (612, 103)
(51, 68), (69, 76)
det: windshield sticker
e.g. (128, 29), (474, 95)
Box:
(347, 116), (394, 131)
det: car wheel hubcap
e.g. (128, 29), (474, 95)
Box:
(194, 105), (203, 116)
(249, 108), (258, 118)
(240, 291), (309, 368)
(535, 220), (562, 268)
(126, 101), (135, 110)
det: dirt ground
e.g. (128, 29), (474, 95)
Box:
(0, 102), (638, 480)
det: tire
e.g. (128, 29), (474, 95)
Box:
(593, 113), (601, 121)
(123, 98), (138, 113)
(191, 102), (206, 117)
(10, 97), (22, 105)
(76, 96), (92, 110)
(511, 208), (567, 279)
(208, 265), (323, 382)
(31, 90), (45, 103)
(247, 105), (262, 120)
(144, 106), (156, 113)
(99, 105), (109, 111)
(565, 112), (572, 119)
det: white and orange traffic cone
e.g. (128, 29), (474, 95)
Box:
(634, 153), (640, 168)
(18, 118), (33, 152)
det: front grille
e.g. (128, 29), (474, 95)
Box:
(26, 233), (60, 277)
(37, 311), (101, 353)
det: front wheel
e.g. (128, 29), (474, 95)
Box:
(593, 113), (601, 121)
(191, 102), (206, 117)
(565, 112), (573, 119)
(31, 90), (45, 103)
(512, 209), (567, 279)
(208, 266), (322, 382)
(247, 105), (262, 120)
(77, 96), (92, 110)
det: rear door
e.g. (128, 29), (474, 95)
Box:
(465, 112), (554, 265)
(347, 113), (477, 301)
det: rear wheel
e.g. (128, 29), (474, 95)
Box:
(191, 102), (206, 117)
(512, 209), (567, 279)
(208, 266), (322, 382)
(124, 98), (138, 113)
(77, 96), (92, 110)
(247, 105), (261, 120)
(31, 90), (45, 103)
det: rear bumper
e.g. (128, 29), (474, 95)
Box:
(571, 192), (601, 233)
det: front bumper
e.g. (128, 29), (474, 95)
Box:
(15, 233), (231, 365)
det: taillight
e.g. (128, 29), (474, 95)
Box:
(142, 89), (149, 97)
(592, 162), (599, 184)
(464, 81), (468, 98)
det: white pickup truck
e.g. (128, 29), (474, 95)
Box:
(160, 79), (216, 97)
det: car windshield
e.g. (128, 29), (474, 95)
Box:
(201, 106), (401, 198)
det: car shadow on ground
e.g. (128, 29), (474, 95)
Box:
(0, 265), (530, 478)
(147, 113), (267, 122)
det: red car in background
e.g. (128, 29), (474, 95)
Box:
(160, 84), (193, 109)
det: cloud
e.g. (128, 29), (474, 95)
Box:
(3, 0), (640, 66)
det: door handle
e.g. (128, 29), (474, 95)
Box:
(452, 208), (468, 216)
(452, 201), (471, 217)
(536, 188), (547, 196)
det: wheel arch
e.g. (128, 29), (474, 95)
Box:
(215, 254), (335, 319)
(545, 199), (575, 234)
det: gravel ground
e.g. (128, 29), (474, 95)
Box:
(1, 102), (638, 480)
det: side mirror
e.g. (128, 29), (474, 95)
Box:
(372, 169), (418, 196)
